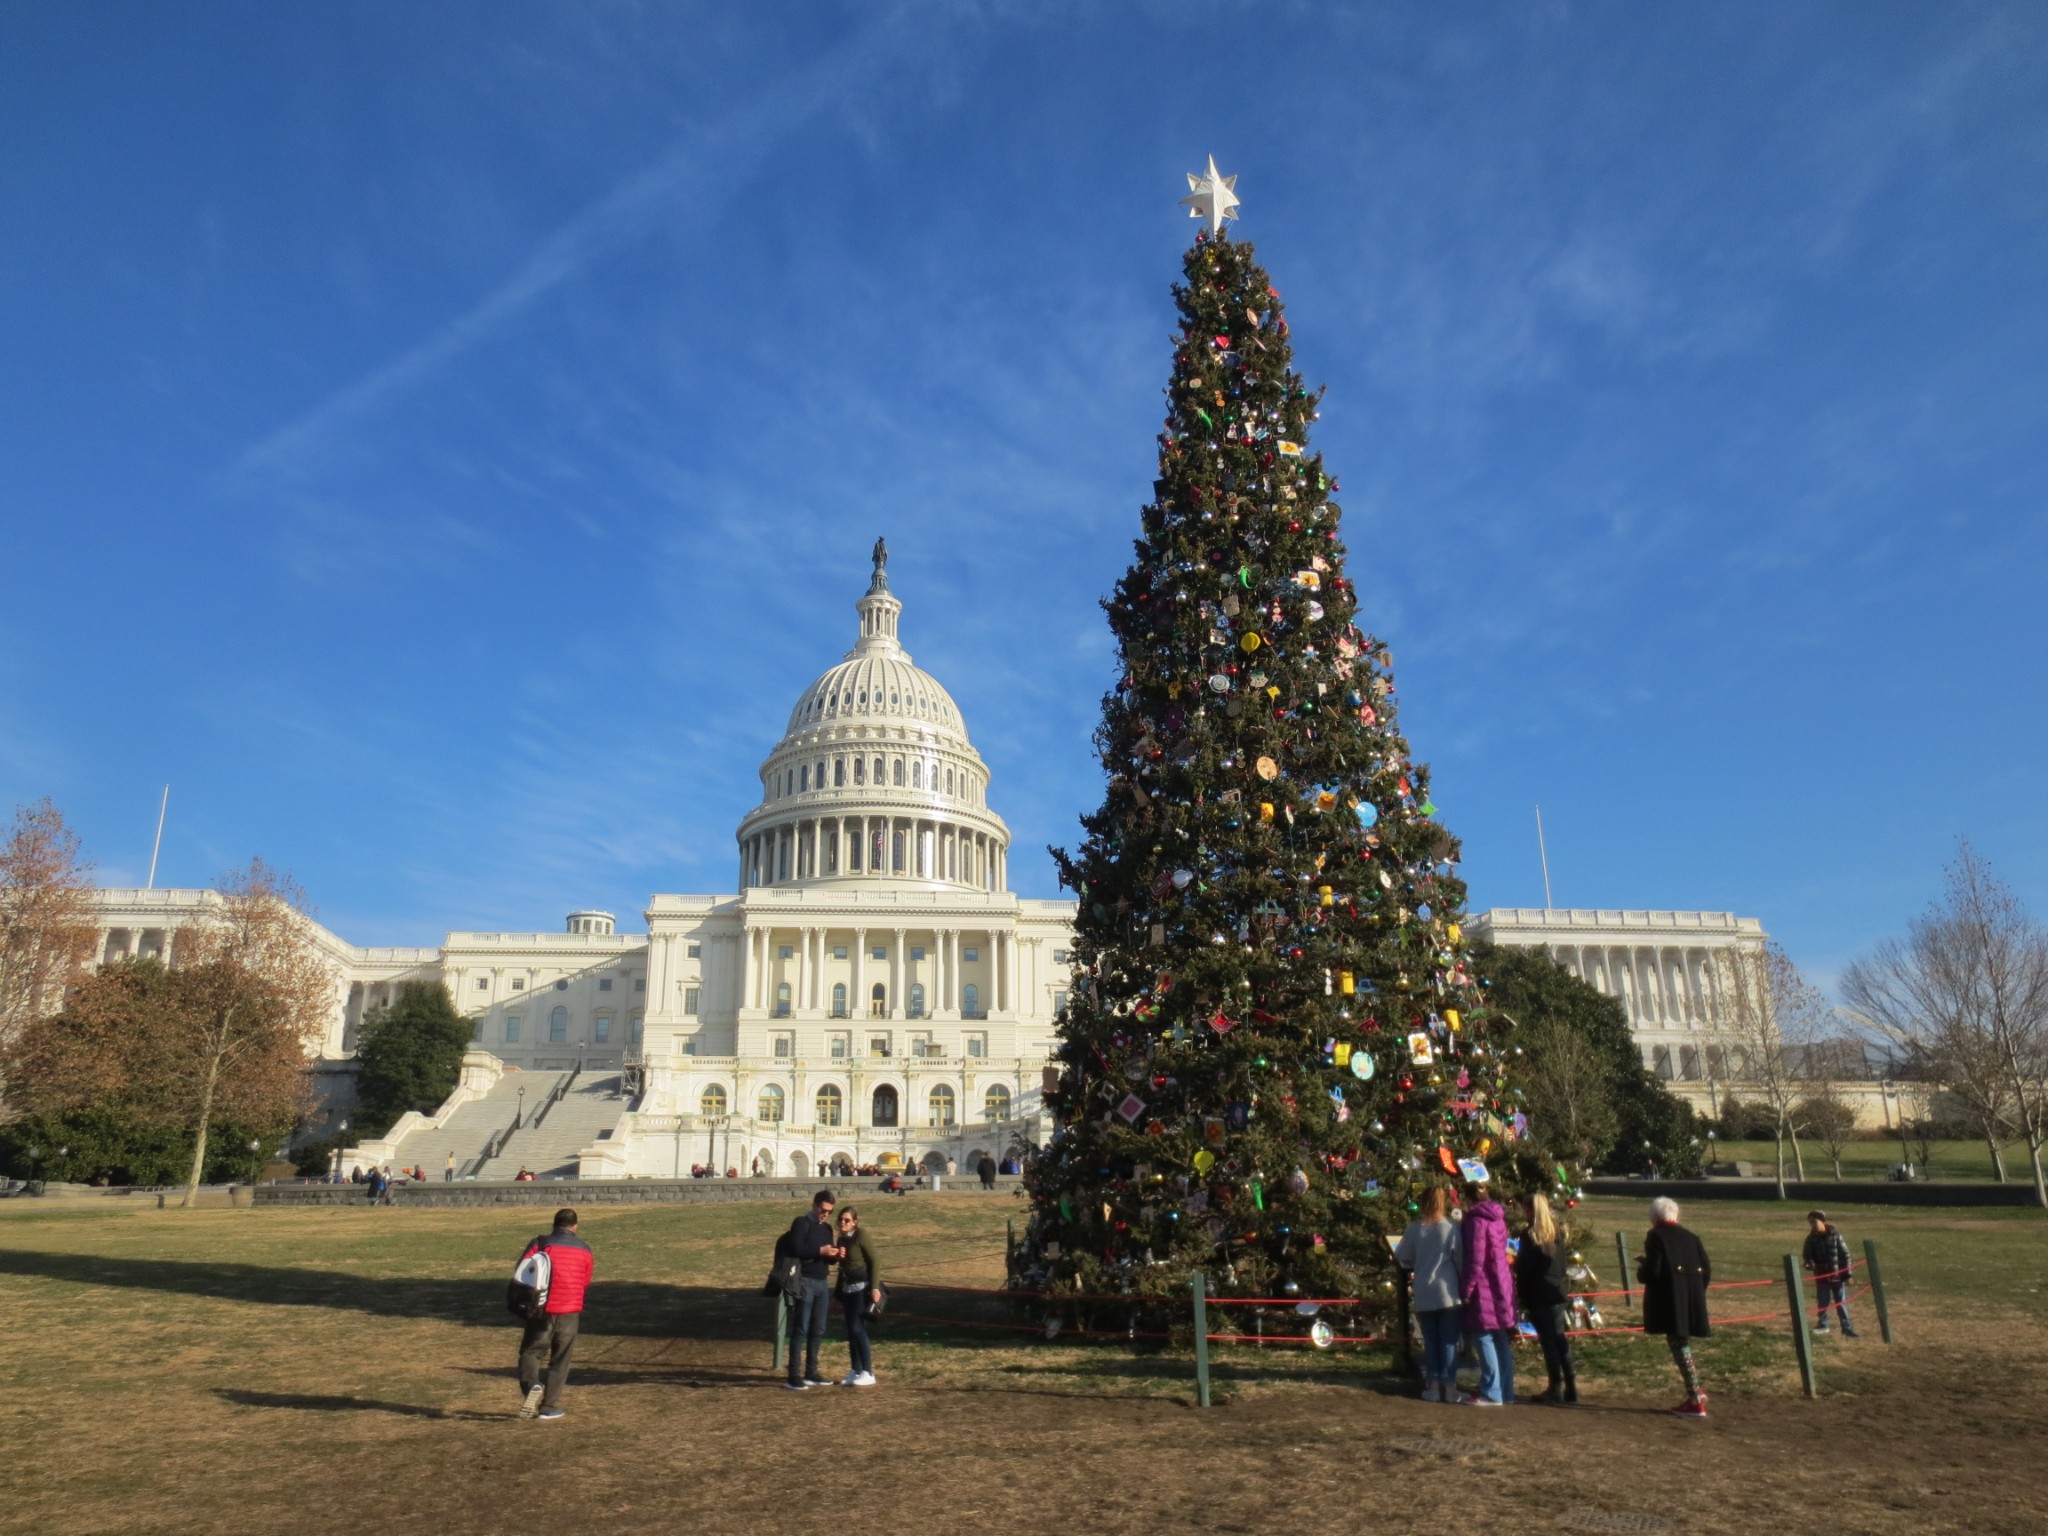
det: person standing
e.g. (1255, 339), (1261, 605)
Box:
(1394, 1186), (1464, 1402)
(444, 1151), (456, 1184)
(1638, 1196), (1712, 1418)
(1514, 1192), (1577, 1405)
(833, 1205), (883, 1387)
(1459, 1183), (1518, 1406)
(1802, 1210), (1859, 1337)
(517, 1208), (594, 1421)
(978, 1153), (997, 1190)
(784, 1190), (843, 1390)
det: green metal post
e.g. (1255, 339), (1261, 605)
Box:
(1191, 1272), (1212, 1409)
(1863, 1239), (1894, 1344)
(1616, 1230), (1633, 1308)
(772, 1295), (788, 1372)
(1783, 1253), (1818, 1398)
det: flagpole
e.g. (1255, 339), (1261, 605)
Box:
(1534, 804), (1554, 912)
(146, 785), (169, 889)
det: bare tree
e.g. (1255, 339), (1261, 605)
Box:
(0, 799), (99, 1053)
(1796, 1079), (1859, 1179)
(164, 860), (331, 1206)
(1717, 941), (1832, 1197)
(1842, 844), (2048, 1208)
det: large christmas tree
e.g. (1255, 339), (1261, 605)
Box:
(1026, 163), (1518, 1305)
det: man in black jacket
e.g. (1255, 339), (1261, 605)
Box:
(784, 1190), (843, 1390)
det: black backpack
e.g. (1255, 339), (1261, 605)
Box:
(763, 1229), (802, 1299)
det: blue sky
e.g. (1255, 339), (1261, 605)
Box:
(3, 3), (2045, 991)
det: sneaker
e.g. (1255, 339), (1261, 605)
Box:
(1673, 1394), (1708, 1419)
(1420, 1383), (1441, 1403)
(1462, 1395), (1503, 1408)
(837, 1372), (861, 1386)
(803, 1375), (830, 1387)
(1813, 1323), (1830, 1334)
(517, 1384), (544, 1420)
(783, 1379), (811, 1391)
(849, 1371), (877, 1387)
(536, 1408), (565, 1421)
(1842, 1327), (1862, 1338)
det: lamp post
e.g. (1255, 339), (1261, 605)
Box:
(1705, 1128), (1717, 1173)
(515, 1084), (526, 1130)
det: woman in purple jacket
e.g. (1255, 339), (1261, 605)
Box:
(1459, 1182), (1517, 1406)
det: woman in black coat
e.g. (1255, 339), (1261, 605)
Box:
(1637, 1196), (1712, 1417)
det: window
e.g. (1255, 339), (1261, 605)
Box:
(908, 982), (926, 1019)
(872, 757), (883, 783)
(984, 1085), (1012, 1121)
(870, 983), (888, 1018)
(634, 978), (646, 992)
(815, 1085), (843, 1126)
(1652, 1045), (1676, 1080)
(869, 1034), (890, 1058)
(759, 1084), (786, 1121)
(911, 946), (925, 961)
(629, 1013), (643, 1045)
(892, 830), (905, 871)
(946, 768), (955, 794)
(599, 978), (613, 992)
(512, 978), (526, 991)
(963, 983), (981, 1018)
(549, 1006), (569, 1043)
(471, 1016), (484, 1042)
(685, 987), (701, 1016)
(688, 943), (702, 958)
(872, 945), (887, 960)
(593, 1015), (612, 1044)
(773, 1033), (793, 1058)
(964, 946), (979, 962)
(475, 977), (489, 990)
(774, 983), (791, 1017)
(910, 761), (922, 789)
(966, 1033), (987, 1058)
(1053, 990), (1068, 1017)
(505, 1014), (522, 1043)
(555, 979), (568, 992)
(1053, 949), (1070, 965)
(829, 1032), (849, 1058)
(834, 759), (846, 787)
(779, 945), (793, 960)
(1679, 1045), (1702, 1081)
(929, 1084), (956, 1127)
(872, 1085), (899, 1127)
(701, 1084), (728, 1116)
(854, 758), (867, 785)
(833, 946), (847, 960)
(800, 765), (810, 791)
(831, 982), (848, 1018)
(910, 1033), (931, 1058)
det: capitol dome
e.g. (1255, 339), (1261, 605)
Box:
(735, 542), (1011, 893)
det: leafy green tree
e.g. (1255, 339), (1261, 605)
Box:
(1471, 942), (1701, 1177)
(352, 981), (472, 1136)
(1028, 216), (1516, 1303)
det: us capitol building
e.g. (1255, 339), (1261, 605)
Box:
(84, 546), (1776, 1178)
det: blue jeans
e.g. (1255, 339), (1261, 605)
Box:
(1472, 1327), (1517, 1404)
(1815, 1279), (1852, 1330)
(840, 1286), (874, 1375)
(1417, 1307), (1460, 1385)
(789, 1278), (831, 1381)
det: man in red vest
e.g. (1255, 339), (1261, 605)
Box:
(517, 1208), (594, 1421)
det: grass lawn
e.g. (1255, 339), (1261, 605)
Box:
(3, 1190), (2045, 1535)
(1709, 1136), (2040, 1184)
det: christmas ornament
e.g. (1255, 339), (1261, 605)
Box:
(1179, 153), (1241, 235)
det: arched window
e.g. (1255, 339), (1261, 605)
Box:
(593, 1014), (612, 1044)
(872, 1084), (899, 1127)
(909, 761), (922, 789)
(758, 1084), (785, 1122)
(872, 756), (884, 783)
(815, 1084), (843, 1126)
(928, 1084), (956, 1127)
(835, 758), (846, 787)
(963, 983), (980, 1018)
(832, 981), (848, 1018)
(892, 830), (906, 872)
(629, 1012), (643, 1045)
(946, 768), (955, 795)
(854, 757), (866, 785)
(870, 982), (887, 1018)
(892, 758), (905, 787)
(908, 982), (925, 1019)
(701, 1084), (728, 1116)
(817, 759), (826, 788)
(799, 765), (809, 791)
(774, 982), (791, 1018)
(984, 1084), (1012, 1121)
(548, 1005), (569, 1043)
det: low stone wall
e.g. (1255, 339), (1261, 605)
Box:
(1585, 1176), (2044, 1209)
(255, 1175), (1028, 1209)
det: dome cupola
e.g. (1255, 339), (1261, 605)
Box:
(736, 540), (1010, 893)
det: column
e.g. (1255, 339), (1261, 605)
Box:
(892, 928), (906, 1019)
(851, 928), (866, 1016)
(940, 930), (954, 1016)
(792, 926), (807, 1017)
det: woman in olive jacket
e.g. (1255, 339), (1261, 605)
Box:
(1638, 1196), (1712, 1417)
(833, 1206), (883, 1387)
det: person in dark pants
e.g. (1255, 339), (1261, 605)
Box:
(1802, 1210), (1860, 1336)
(833, 1205), (883, 1386)
(977, 1154), (997, 1190)
(517, 1208), (594, 1421)
(1514, 1191), (1576, 1404)
(1638, 1196), (1712, 1418)
(784, 1190), (843, 1390)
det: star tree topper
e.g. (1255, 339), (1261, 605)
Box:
(1180, 154), (1240, 235)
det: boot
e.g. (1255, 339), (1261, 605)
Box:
(1531, 1371), (1561, 1405)
(1562, 1369), (1579, 1406)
